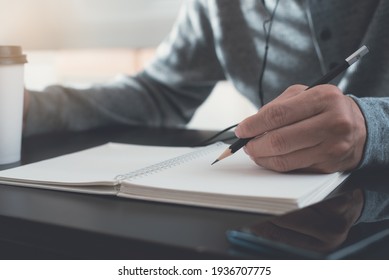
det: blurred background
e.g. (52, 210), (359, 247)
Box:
(0, 0), (256, 130)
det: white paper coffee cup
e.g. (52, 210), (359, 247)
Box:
(0, 46), (27, 165)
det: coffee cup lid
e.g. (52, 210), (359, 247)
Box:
(0, 46), (27, 65)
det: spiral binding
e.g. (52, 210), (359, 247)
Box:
(114, 142), (225, 184)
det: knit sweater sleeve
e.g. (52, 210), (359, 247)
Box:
(349, 96), (389, 169)
(24, 0), (225, 136)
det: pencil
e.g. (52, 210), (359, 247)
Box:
(211, 45), (369, 165)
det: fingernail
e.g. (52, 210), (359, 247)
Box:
(235, 126), (242, 138)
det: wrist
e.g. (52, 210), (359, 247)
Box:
(347, 95), (389, 169)
(348, 96), (367, 170)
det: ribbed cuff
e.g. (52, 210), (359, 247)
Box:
(348, 95), (389, 169)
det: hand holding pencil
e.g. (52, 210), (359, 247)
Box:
(234, 84), (366, 173)
(213, 46), (369, 173)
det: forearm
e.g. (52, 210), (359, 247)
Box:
(23, 1), (223, 137)
(350, 96), (389, 169)
(23, 72), (213, 136)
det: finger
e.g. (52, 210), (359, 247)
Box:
(253, 144), (352, 173)
(236, 85), (333, 138)
(245, 113), (328, 157)
(251, 144), (335, 173)
(272, 84), (307, 102)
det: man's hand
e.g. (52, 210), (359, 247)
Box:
(235, 84), (367, 173)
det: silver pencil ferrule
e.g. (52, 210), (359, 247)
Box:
(346, 45), (369, 65)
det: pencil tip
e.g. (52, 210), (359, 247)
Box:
(211, 148), (233, 165)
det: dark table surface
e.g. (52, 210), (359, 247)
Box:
(0, 125), (388, 259)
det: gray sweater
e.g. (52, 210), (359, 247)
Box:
(25, 0), (389, 169)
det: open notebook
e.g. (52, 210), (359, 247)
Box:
(0, 142), (348, 214)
